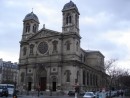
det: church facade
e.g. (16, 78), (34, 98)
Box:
(18, 1), (108, 92)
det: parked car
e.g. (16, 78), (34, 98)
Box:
(68, 91), (75, 96)
(0, 91), (2, 97)
(1, 88), (8, 97)
(105, 91), (118, 97)
(83, 92), (96, 98)
(0, 87), (3, 97)
(79, 91), (85, 96)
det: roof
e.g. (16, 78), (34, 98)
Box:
(62, 1), (79, 14)
(85, 50), (105, 57)
(26, 28), (61, 41)
(23, 12), (39, 23)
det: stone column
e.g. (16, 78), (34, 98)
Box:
(57, 66), (62, 90)
(32, 65), (36, 91)
(46, 66), (51, 91)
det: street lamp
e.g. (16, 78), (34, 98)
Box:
(14, 75), (17, 89)
(37, 84), (40, 97)
(49, 85), (52, 96)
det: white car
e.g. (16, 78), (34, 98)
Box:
(83, 92), (96, 98)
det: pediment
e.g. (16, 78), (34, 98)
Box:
(29, 28), (60, 40)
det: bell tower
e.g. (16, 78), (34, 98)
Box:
(22, 12), (39, 40)
(62, 1), (80, 34)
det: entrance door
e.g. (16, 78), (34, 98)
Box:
(28, 82), (32, 91)
(39, 77), (46, 91)
(52, 82), (56, 91)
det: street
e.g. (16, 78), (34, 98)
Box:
(0, 95), (129, 98)
(0, 95), (83, 98)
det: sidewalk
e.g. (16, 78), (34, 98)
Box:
(113, 95), (130, 98)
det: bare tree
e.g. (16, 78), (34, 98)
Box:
(104, 59), (117, 98)
(116, 69), (130, 89)
(105, 59), (117, 74)
(105, 59), (130, 97)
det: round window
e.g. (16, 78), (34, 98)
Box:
(38, 42), (48, 54)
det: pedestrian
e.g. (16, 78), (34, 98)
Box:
(75, 86), (79, 98)
(120, 90), (124, 97)
(98, 91), (102, 98)
(117, 90), (119, 96)
(13, 90), (17, 98)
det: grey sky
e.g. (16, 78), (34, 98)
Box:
(0, 0), (130, 70)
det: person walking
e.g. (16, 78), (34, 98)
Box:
(13, 90), (17, 98)
(120, 90), (124, 98)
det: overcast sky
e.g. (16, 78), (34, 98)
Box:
(0, 0), (130, 71)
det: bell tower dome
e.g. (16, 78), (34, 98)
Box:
(22, 11), (39, 40)
(62, 1), (80, 34)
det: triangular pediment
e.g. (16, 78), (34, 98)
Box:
(29, 28), (61, 40)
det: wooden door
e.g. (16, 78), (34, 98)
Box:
(39, 77), (46, 91)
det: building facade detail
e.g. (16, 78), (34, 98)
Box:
(0, 59), (18, 85)
(18, 1), (108, 92)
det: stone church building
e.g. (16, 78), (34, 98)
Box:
(18, 1), (108, 92)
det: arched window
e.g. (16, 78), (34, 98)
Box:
(52, 40), (58, 52)
(30, 44), (34, 55)
(81, 54), (82, 61)
(77, 71), (79, 83)
(33, 24), (37, 33)
(25, 23), (30, 32)
(87, 72), (89, 85)
(23, 47), (27, 55)
(83, 70), (85, 85)
(95, 76), (98, 86)
(76, 42), (79, 51)
(66, 41), (71, 50)
(90, 74), (92, 85)
(75, 14), (78, 26)
(21, 72), (25, 82)
(93, 74), (95, 86)
(66, 13), (71, 25)
(65, 70), (71, 82)
(84, 56), (86, 62)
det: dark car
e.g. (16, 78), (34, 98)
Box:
(0, 91), (2, 97)
(80, 91), (85, 96)
(1, 88), (8, 97)
(68, 91), (75, 96)
(0, 87), (3, 97)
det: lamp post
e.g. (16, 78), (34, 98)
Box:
(49, 85), (52, 96)
(109, 77), (113, 98)
(13, 74), (17, 98)
(37, 84), (40, 97)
